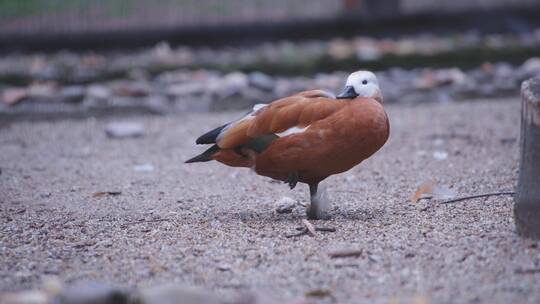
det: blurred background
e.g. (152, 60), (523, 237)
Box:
(1, 0), (540, 118)
(2, 2), (540, 302)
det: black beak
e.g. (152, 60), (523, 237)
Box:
(336, 86), (358, 99)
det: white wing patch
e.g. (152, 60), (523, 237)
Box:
(319, 90), (336, 99)
(276, 126), (309, 137)
(252, 103), (267, 112)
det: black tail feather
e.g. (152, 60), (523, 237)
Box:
(185, 144), (220, 163)
(196, 124), (228, 144)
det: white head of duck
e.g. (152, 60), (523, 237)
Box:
(337, 71), (383, 103)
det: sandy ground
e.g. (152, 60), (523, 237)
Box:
(1, 98), (539, 303)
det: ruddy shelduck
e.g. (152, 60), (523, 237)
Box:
(186, 71), (389, 219)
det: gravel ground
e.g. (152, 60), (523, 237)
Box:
(1, 98), (539, 303)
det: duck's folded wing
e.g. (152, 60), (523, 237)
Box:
(216, 91), (345, 149)
(194, 103), (265, 145)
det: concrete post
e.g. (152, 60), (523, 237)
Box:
(515, 76), (540, 239)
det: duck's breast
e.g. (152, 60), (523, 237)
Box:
(254, 98), (389, 181)
(304, 99), (389, 175)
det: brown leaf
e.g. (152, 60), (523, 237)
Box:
(411, 181), (457, 203)
(411, 181), (434, 203)
(92, 191), (122, 198)
(305, 289), (332, 299)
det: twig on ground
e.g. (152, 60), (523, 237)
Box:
(285, 229), (310, 238)
(285, 221), (337, 238)
(316, 227), (337, 232)
(121, 218), (170, 227)
(440, 191), (515, 204)
(328, 249), (364, 258)
(295, 226), (336, 232)
(334, 190), (363, 194)
(92, 191), (122, 198)
(515, 268), (540, 275)
(417, 196), (433, 202)
(302, 219), (317, 236)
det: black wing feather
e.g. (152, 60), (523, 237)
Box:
(185, 144), (220, 163)
(195, 124), (228, 144)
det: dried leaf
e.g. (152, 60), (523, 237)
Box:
(305, 289), (332, 298)
(411, 181), (434, 203)
(411, 181), (456, 203)
(92, 191), (122, 198)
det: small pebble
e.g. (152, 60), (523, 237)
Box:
(87, 85), (111, 100)
(133, 164), (154, 172)
(105, 122), (145, 138)
(216, 263), (231, 271)
(433, 150), (448, 160)
(40, 192), (52, 198)
(54, 281), (128, 304)
(136, 284), (222, 304)
(275, 197), (297, 214)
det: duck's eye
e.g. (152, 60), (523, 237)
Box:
(362, 80), (368, 85)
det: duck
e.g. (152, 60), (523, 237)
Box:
(186, 71), (389, 220)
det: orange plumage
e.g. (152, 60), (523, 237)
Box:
(186, 71), (389, 219)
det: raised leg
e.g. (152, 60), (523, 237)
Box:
(286, 172), (299, 189)
(306, 183), (331, 220)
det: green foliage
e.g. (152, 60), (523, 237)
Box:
(0, 0), (90, 18)
(0, 0), (251, 19)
